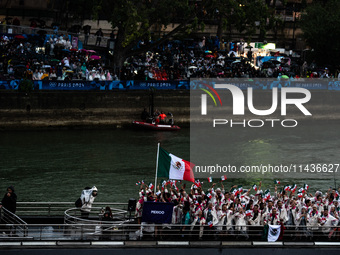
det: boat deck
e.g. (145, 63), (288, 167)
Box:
(1, 202), (340, 254)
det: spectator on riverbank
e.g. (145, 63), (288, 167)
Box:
(95, 28), (103, 46)
(0, 33), (335, 82)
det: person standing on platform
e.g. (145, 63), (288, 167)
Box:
(0, 186), (17, 214)
(0, 186), (17, 235)
(80, 186), (98, 218)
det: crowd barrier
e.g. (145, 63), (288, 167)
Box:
(1, 79), (340, 91)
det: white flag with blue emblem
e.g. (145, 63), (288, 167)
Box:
(268, 225), (281, 242)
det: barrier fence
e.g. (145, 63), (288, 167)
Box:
(0, 223), (339, 242)
(2, 79), (340, 91)
(1, 203), (340, 242)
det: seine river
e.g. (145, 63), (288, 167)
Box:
(1, 125), (339, 203)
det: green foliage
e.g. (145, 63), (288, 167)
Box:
(18, 79), (34, 93)
(301, 0), (340, 66)
(88, 0), (279, 67)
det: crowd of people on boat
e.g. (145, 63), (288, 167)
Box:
(135, 180), (340, 241)
(1, 32), (338, 82)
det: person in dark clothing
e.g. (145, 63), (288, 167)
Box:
(0, 186), (17, 235)
(0, 186), (17, 214)
(141, 108), (150, 121)
(95, 28), (104, 46)
(101, 207), (114, 240)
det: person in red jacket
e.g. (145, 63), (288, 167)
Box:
(159, 112), (167, 124)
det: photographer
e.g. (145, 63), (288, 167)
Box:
(79, 186), (98, 218)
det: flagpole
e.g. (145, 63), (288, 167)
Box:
(154, 143), (160, 193)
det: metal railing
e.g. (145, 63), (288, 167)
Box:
(63, 207), (132, 240)
(0, 223), (339, 242)
(16, 202), (128, 216)
(0, 207), (28, 237)
(0, 24), (112, 48)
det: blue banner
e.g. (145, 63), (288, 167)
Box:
(191, 78), (329, 90)
(40, 80), (188, 91)
(141, 202), (174, 224)
(0, 79), (337, 91)
(328, 80), (340, 91)
(0, 80), (20, 90)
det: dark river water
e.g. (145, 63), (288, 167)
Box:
(1, 125), (339, 203)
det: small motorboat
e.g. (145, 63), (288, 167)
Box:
(132, 121), (180, 131)
(133, 91), (180, 131)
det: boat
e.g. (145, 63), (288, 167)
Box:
(132, 120), (180, 131)
(132, 90), (180, 131)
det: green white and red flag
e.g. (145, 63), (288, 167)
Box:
(157, 147), (195, 183)
(284, 185), (291, 191)
(245, 210), (253, 217)
(290, 184), (297, 193)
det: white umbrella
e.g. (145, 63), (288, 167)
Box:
(189, 66), (197, 69)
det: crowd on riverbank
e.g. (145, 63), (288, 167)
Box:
(1, 33), (338, 82)
(135, 180), (340, 241)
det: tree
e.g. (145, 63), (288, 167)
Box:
(301, 0), (340, 67)
(96, 0), (215, 70)
(90, 0), (281, 70)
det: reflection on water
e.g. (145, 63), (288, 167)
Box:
(1, 124), (340, 203)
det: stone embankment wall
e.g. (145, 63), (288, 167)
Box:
(0, 90), (339, 130)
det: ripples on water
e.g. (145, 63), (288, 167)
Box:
(0, 124), (339, 203)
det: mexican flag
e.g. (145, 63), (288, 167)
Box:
(157, 147), (195, 183)
(264, 189), (271, 200)
(298, 187), (304, 193)
(245, 210), (253, 217)
(284, 185), (291, 191)
(290, 184), (297, 193)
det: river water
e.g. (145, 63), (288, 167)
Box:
(0, 125), (339, 203)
